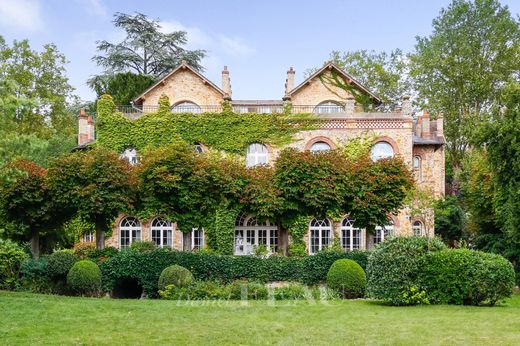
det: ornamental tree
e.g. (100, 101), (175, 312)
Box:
(47, 147), (136, 249)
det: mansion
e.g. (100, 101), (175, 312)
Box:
(78, 61), (445, 255)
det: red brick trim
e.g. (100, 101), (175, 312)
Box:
(304, 136), (336, 151)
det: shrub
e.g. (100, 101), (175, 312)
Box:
(228, 280), (268, 300)
(19, 258), (50, 292)
(326, 259), (366, 298)
(73, 242), (96, 259)
(130, 241), (157, 253)
(419, 249), (515, 306)
(67, 260), (102, 296)
(366, 236), (446, 305)
(158, 265), (194, 291)
(0, 239), (28, 289)
(46, 250), (77, 278)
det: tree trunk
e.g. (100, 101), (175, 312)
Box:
(95, 219), (105, 250)
(31, 232), (40, 259)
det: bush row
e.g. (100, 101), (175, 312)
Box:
(100, 249), (370, 297)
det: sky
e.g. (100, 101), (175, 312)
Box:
(1, 0), (520, 102)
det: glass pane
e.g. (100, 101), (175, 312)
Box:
(371, 142), (394, 161)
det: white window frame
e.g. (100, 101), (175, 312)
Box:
(413, 156), (422, 180)
(246, 143), (269, 167)
(309, 218), (332, 255)
(121, 148), (139, 165)
(341, 218), (362, 251)
(413, 221), (423, 237)
(234, 215), (278, 255)
(119, 217), (142, 248)
(371, 141), (395, 161)
(310, 141), (331, 153)
(151, 218), (173, 248)
(82, 231), (94, 243)
(313, 101), (343, 114)
(374, 223), (394, 245)
(191, 228), (204, 250)
(171, 101), (202, 113)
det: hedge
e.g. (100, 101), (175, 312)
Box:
(100, 249), (370, 297)
(67, 260), (102, 296)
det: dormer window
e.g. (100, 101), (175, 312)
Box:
(246, 143), (268, 167)
(121, 148), (139, 165)
(313, 101), (343, 114)
(171, 101), (202, 113)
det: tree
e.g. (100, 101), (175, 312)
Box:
(91, 12), (205, 80)
(311, 49), (412, 108)
(0, 159), (57, 258)
(89, 72), (155, 105)
(47, 148), (136, 249)
(410, 0), (520, 168)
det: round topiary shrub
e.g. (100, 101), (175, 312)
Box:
(67, 260), (102, 296)
(419, 248), (515, 306)
(158, 265), (194, 291)
(366, 236), (446, 305)
(327, 259), (366, 298)
(46, 250), (77, 279)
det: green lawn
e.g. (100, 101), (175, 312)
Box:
(1, 291), (519, 345)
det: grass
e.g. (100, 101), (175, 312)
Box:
(1, 291), (520, 345)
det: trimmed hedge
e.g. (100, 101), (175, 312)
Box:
(158, 265), (193, 290)
(366, 236), (446, 305)
(46, 250), (77, 278)
(101, 249), (370, 297)
(327, 259), (366, 298)
(67, 260), (102, 296)
(419, 249), (515, 305)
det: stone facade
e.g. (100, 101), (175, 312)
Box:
(80, 61), (445, 252)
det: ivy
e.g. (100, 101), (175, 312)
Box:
(205, 204), (241, 255)
(284, 216), (311, 257)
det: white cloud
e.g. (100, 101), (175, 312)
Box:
(0, 0), (44, 31)
(77, 0), (107, 17)
(217, 35), (254, 57)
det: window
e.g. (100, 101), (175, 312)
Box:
(341, 218), (361, 251)
(246, 143), (268, 167)
(119, 217), (141, 248)
(194, 143), (204, 153)
(413, 221), (423, 237)
(413, 156), (422, 180)
(121, 148), (139, 165)
(313, 101), (343, 114)
(151, 218), (172, 248)
(234, 215), (278, 255)
(309, 218), (332, 255)
(310, 141), (331, 153)
(191, 228), (204, 250)
(371, 141), (395, 161)
(171, 101), (201, 113)
(374, 223), (394, 245)
(82, 231), (94, 243)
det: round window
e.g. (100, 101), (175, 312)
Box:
(371, 141), (395, 161)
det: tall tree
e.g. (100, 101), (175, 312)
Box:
(89, 72), (155, 105)
(410, 0), (520, 168)
(91, 12), (206, 81)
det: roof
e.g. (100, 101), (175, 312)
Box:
(133, 61), (226, 103)
(412, 136), (445, 145)
(72, 140), (96, 152)
(287, 62), (382, 105)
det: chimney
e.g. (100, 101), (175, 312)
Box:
(437, 113), (444, 137)
(88, 115), (95, 142)
(284, 67), (295, 96)
(401, 95), (412, 116)
(422, 110), (430, 138)
(78, 109), (89, 145)
(221, 66), (232, 100)
(416, 115), (423, 137)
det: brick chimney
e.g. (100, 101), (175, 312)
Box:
(78, 109), (94, 145)
(284, 67), (295, 96)
(416, 114), (423, 137)
(437, 113), (444, 137)
(221, 66), (232, 100)
(422, 110), (430, 138)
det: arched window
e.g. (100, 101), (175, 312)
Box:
(171, 101), (202, 113)
(413, 156), (422, 180)
(371, 141), (395, 161)
(246, 143), (268, 167)
(341, 218), (361, 251)
(194, 143), (204, 153)
(119, 217), (141, 248)
(234, 215), (278, 255)
(309, 218), (332, 255)
(374, 222), (394, 245)
(191, 228), (204, 250)
(151, 218), (172, 248)
(121, 148), (139, 165)
(313, 101), (343, 114)
(310, 141), (331, 153)
(413, 221), (423, 237)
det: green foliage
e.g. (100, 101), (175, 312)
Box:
(100, 248), (370, 297)
(157, 94), (170, 113)
(410, 0), (520, 167)
(0, 239), (28, 289)
(89, 72), (155, 105)
(46, 250), (77, 278)
(130, 241), (157, 253)
(158, 264), (194, 290)
(18, 257), (51, 292)
(419, 249), (515, 306)
(284, 216), (310, 256)
(206, 205), (240, 255)
(401, 286), (430, 305)
(366, 236), (446, 305)
(66, 260), (102, 296)
(326, 259), (366, 298)
(434, 196), (466, 243)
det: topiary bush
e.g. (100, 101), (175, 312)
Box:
(67, 260), (102, 296)
(158, 265), (194, 291)
(0, 239), (28, 289)
(326, 259), (366, 298)
(366, 236), (446, 305)
(419, 249), (515, 306)
(46, 250), (77, 279)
